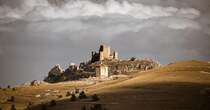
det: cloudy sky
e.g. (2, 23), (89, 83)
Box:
(0, 0), (210, 86)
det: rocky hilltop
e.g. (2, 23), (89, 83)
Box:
(44, 45), (160, 83)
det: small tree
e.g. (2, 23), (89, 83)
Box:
(28, 102), (33, 106)
(91, 94), (99, 101)
(70, 94), (76, 101)
(57, 95), (63, 98)
(10, 104), (16, 110)
(12, 88), (16, 91)
(75, 88), (80, 94)
(49, 100), (56, 106)
(79, 91), (87, 99)
(7, 85), (11, 89)
(66, 91), (71, 97)
(8, 96), (15, 102)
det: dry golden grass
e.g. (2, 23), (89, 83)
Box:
(1, 60), (210, 110)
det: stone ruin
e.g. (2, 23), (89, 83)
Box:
(44, 45), (160, 83)
(91, 45), (118, 63)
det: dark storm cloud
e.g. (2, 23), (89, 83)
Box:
(0, 0), (210, 86)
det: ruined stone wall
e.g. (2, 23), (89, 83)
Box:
(99, 45), (111, 60)
(101, 60), (159, 75)
(91, 45), (118, 62)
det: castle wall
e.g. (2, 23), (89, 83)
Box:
(96, 65), (109, 78)
(91, 45), (118, 63)
(99, 45), (117, 61)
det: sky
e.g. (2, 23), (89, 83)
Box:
(0, 0), (210, 87)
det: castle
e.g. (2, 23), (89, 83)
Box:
(45, 45), (160, 82)
(91, 45), (118, 63)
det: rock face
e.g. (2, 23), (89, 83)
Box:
(48, 64), (64, 76)
(44, 64), (93, 83)
(44, 64), (66, 83)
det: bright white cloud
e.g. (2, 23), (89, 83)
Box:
(0, 0), (200, 21)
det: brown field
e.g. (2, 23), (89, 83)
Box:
(1, 60), (210, 110)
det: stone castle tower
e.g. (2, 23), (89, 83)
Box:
(91, 45), (118, 63)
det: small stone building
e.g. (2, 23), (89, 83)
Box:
(95, 63), (109, 79)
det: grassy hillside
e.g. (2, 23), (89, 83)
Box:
(1, 60), (210, 110)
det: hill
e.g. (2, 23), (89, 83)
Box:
(0, 60), (210, 110)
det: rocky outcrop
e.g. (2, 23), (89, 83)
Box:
(44, 64), (93, 83)
(44, 45), (160, 83)
(48, 64), (64, 76)
(44, 64), (66, 83)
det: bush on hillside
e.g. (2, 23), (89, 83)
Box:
(70, 94), (76, 101)
(7, 96), (15, 102)
(57, 95), (63, 98)
(79, 91), (87, 99)
(12, 88), (16, 91)
(49, 100), (56, 107)
(66, 91), (71, 97)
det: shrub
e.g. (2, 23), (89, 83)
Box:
(49, 100), (56, 106)
(28, 102), (33, 106)
(12, 88), (16, 91)
(7, 85), (11, 89)
(57, 95), (63, 98)
(66, 91), (71, 97)
(75, 88), (80, 94)
(79, 91), (87, 99)
(70, 94), (76, 101)
(91, 94), (99, 101)
(10, 104), (16, 110)
(8, 96), (15, 102)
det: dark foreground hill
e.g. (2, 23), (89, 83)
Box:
(0, 60), (210, 110)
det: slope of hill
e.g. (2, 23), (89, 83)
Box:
(0, 60), (210, 110)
